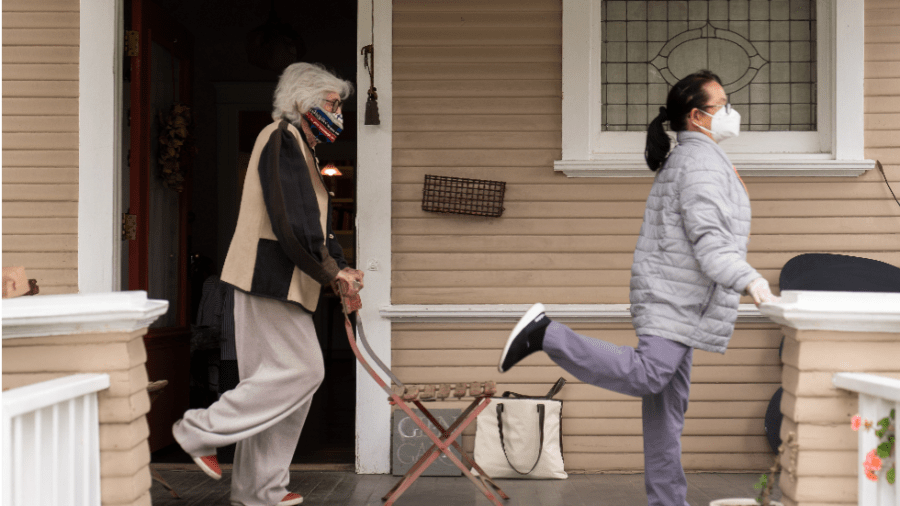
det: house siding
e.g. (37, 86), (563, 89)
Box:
(2, 0), (80, 295)
(391, 0), (900, 472)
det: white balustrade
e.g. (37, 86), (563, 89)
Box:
(834, 373), (900, 506)
(2, 374), (110, 506)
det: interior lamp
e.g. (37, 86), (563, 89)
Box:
(321, 163), (343, 177)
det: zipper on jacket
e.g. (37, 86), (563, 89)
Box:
(699, 282), (718, 317)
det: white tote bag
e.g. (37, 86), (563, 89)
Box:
(473, 378), (567, 479)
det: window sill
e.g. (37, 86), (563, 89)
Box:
(554, 157), (876, 178)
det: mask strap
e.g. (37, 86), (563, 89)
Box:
(691, 108), (714, 133)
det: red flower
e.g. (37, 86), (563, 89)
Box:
(864, 449), (883, 472)
(865, 468), (879, 481)
(852, 415), (862, 431)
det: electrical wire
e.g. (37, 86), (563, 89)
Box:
(877, 160), (900, 211)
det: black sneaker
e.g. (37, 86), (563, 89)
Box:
(498, 303), (549, 373)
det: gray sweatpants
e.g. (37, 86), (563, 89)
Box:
(543, 322), (693, 506)
(173, 291), (325, 506)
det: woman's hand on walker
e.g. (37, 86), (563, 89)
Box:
(335, 267), (364, 296)
(746, 277), (780, 307)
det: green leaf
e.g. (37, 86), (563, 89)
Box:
(877, 441), (892, 458)
(888, 467), (895, 485)
(890, 409), (895, 420)
(753, 474), (767, 490)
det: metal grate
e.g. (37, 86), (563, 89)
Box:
(421, 175), (506, 218)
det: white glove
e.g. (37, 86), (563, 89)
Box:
(746, 277), (780, 306)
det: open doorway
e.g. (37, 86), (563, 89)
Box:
(123, 0), (359, 466)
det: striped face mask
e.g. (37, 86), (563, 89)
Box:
(304, 107), (344, 143)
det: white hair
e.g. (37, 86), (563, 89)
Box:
(272, 62), (354, 123)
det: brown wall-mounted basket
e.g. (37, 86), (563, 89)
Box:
(421, 175), (506, 218)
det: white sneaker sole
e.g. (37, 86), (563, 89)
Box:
(192, 456), (222, 481)
(498, 302), (546, 373)
(278, 496), (303, 506)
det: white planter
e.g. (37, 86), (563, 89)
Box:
(710, 500), (783, 506)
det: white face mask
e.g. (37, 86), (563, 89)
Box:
(694, 104), (741, 143)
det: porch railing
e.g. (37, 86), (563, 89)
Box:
(2, 373), (110, 506)
(834, 372), (900, 506)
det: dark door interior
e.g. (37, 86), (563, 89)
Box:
(125, 0), (359, 465)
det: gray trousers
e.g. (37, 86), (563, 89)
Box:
(173, 291), (325, 506)
(544, 322), (693, 506)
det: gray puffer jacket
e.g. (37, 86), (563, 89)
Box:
(630, 131), (761, 354)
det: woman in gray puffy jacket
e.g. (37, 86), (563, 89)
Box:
(498, 70), (779, 506)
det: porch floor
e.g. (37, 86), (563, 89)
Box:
(150, 466), (783, 505)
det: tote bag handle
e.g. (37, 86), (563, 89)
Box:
(496, 402), (545, 476)
(501, 377), (567, 400)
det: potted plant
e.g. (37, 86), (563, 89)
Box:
(709, 432), (794, 506)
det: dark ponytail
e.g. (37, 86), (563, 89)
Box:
(645, 106), (670, 172)
(644, 70), (723, 172)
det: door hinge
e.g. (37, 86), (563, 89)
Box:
(122, 213), (137, 241)
(125, 30), (139, 57)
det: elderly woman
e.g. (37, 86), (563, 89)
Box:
(498, 70), (778, 506)
(173, 62), (364, 506)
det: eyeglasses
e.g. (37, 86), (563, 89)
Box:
(702, 103), (733, 114)
(322, 98), (343, 112)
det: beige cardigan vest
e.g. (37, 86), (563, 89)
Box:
(221, 121), (331, 312)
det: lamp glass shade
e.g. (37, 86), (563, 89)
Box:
(321, 164), (343, 177)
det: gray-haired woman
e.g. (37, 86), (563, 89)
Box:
(173, 63), (364, 506)
(498, 70), (778, 506)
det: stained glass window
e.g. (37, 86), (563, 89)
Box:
(600, 0), (816, 132)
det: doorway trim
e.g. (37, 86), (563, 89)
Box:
(81, 0), (393, 474)
(355, 0), (393, 474)
(79, 0), (124, 294)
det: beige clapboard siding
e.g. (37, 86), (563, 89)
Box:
(394, 216), (900, 236)
(391, 320), (782, 471)
(865, 61), (900, 79)
(3, 46), (80, 64)
(2, 11), (79, 28)
(2, 0), (78, 11)
(390, 0), (899, 472)
(392, 234), (900, 254)
(395, 47), (561, 64)
(3, 150), (78, 166)
(397, 199), (900, 218)
(394, 324), (784, 348)
(2, 0), (79, 294)
(2, 217), (78, 234)
(394, 0), (560, 12)
(2, 167), (79, 183)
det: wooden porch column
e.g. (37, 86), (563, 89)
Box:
(760, 290), (900, 506)
(2, 292), (168, 506)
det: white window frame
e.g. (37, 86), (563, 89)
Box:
(556, 0), (874, 177)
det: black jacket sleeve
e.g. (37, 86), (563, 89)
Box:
(257, 122), (341, 285)
(325, 215), (349, 271)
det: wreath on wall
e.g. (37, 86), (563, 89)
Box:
(158, 104), (194, 192)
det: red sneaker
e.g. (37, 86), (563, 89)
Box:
(277, 492), (303, 505)
(192, 455), (222, 480)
